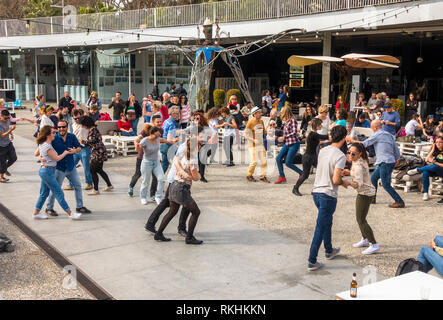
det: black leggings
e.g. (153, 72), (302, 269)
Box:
(294, 153), (317, 190)
(198, 147), (211, 179)
(147, 185), (190, 231)
(157, 200), (201, 239)
(129, 157), (157, 196)
(223, 136), (234, 164)
(0, 143), (17, 174)
(90, 160), (112, 191)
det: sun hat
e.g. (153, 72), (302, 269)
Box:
(250, 106), (261, 115)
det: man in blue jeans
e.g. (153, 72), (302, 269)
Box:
(308, 125), (350, 271)
(417, 236), (443, 276)
(45, 120), (92, 216)
(348, 119), (404, 208)
(160, 105), (180, 173)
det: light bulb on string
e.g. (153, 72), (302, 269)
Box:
(137, 34), (140, 40)
(86, 29), (90, 36)
(179, 37), (182, 44)
(26, 20), (30, 29)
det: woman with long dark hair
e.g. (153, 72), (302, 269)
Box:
(345, 143), (379, 255)
(154, 136), (204, 245)
(186, 111), (210, 182)
(79, 116), (113, 195)
(179, 94), (191, 129)
(33, 126), (81, 220)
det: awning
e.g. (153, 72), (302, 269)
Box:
(287, 55), (343, 66)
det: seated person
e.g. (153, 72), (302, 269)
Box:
(408, 136), (443, 201)
(117, 112), (136, 136)
(398, 114), (423, 142)
(355, 113), (371, 128)
(417, 236), (443, 277)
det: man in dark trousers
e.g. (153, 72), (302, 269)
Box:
(0, 110), (17, 183)
(108, 92), (126, 120)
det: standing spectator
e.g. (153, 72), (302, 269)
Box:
(179, 95), (191, 129)
(405, 92), (419, 122)
(150, 101), (164, 123)
(87, 104), (100, 124)
(58, 91), (76, 128)
(40, 106), (59, 129)
(262, 90), (273, 114)
(228, 95), (241, 113)
(79, 116), (113, 195)
(380, 102), (401, 136)
(35, 94), (46, 118)
(277, 85), (289, 112)
(0, 110), (17, 183)
(245, 107), (269, 183)
(44, 120), (91, 216)
(407, 136), (443, 201)
(347, 120), (404, 208)
(160, 106), (180, 173)
(33, 126), (81, 220)
(345, 143), (379, 255)
(108, 92), (125, 120)
(308, 125), (350, 271)
(125, 93), (142, 132)
(220, 106), (237, 167)
(206, 107), (223, 164)
(86, 91), (102, 111)
(367, 92), (378, 109)
(335, 95), (349, 112)
(176, 82), (187, 96)
(152, 82), (160, 100)
(312, 93), (321, 110)
(142, 95), (152, 123)
(274, 106), (303, 184)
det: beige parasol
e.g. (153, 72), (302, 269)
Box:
(287, 55), (344, 66)
(341, 53), (400, 68)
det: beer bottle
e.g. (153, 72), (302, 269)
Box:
(350, 272), (358, 298)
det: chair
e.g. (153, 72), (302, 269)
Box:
(14, 100), (22, 109)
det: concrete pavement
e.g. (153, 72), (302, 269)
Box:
(0, 134), (382, 300)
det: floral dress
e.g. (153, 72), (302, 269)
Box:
(83, 127), (108, 163)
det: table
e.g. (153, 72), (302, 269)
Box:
(111, 136), (137, 156)
(335, 271), (443, 300)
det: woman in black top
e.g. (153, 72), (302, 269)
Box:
(422, 115), (436, 139)
(300, 106), (316, 137)
(405, 93), (419, 122)
(292, 118), (329, 196)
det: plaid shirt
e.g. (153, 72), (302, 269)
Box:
(283, 118), (299, 145)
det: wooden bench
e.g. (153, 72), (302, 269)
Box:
(111, 136), (138, 156)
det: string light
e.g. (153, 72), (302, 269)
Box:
(25, 20), (30, 29)
(136, 34), (140, 40)
(86, 29), (90, 36)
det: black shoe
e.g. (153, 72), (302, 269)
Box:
(185, 236), (203, 245)
(200, 177), (208, 183)
(45, 209), (58, 217)
(226, 163), (235, 167)
(292, 186), (302, 196)
(76, 207), (92, 214)
(154, 233), (171, 242)
(438, 198), (443, 205)
(145, 223), (156, 234)
(371, 197), (376, 204)
(178, 229), (188, 237)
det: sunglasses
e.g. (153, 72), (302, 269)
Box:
(58, 125), (67, 129)
(347, 151), (357, 156)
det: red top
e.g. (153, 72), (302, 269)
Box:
(335, 101), (349, 111)
(160, 105), (169, 123)
(117, 120), (132, 131)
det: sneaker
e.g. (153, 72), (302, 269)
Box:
(274, 176), (287, 184)
(33, 212), (49, 220)
(423, 193), (429, 201)
(353, 238), (370, 248)
(88, 190), (100, 195)
(84, 184), (93, 190)
(45, 209), (58, 217)
(437, 198), (443, 205)
(362, 243), (380, 255)
(388, 202), (405, 208)
(76, 207), (92, 214)
(62, 186), (73, 191)
(246, 176), (257, 182)
(325, 247), (341, 260)
(407, 168), (419, 175)
(307, 261), (324, 271)
(103, 186), (114, 192)
(178, 229), (188, 237)
(155, 197), (162, 205)
(185, 236), (203, 245)
(154, 233), (171, 242)
(292, 186), (302, 196)
(200, 177), (208, 183)
(128, 187), (134, 197)
(145, 223), (156, 234)
(260, 177), (270, 183)
(141, 198), (148, 205)
(69, 212), (82, 220)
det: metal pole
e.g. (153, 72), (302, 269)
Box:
(34, 51), (38, 97)
(4, 21), (7, 37)
(128, 54), (132, 97)
(55, 53), (59, 104)
(153, 48), (157, 86)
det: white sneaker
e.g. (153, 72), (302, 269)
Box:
(407, 168), (419, 175)
(155, 197), (162, 205)
(69, 212), (82, 220)
(362, 243), (380, 255)
(423, 193), (429, 201)
(141, 198), (148, 205)
(353, 238), (370, 248)
(33, 212), (49, 220)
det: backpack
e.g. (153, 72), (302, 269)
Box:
(395, 258), (426, 276)
(99, 113), (111, 121)
(396, 128), (406, 138)
(0, 232), (15, 252)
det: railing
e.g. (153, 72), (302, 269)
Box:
(0, 0), (414, 38)
(0, 79), (16, 91)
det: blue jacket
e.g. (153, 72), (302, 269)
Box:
(52, 133), (82, 172)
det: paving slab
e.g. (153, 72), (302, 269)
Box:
(0, 134), (384, 300)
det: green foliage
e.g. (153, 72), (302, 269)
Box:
(226, 89), (242, 105)
(213, 89), (225, 107)
(390, 99), (405, 120)
(23, 0), (59, 18)
(79, 2), (116, 14)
